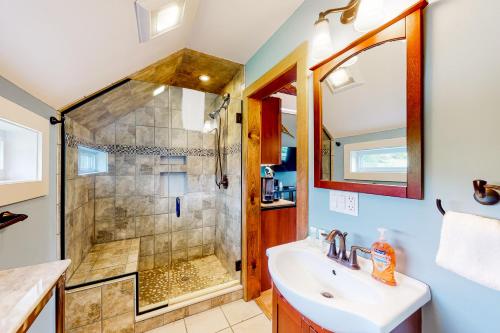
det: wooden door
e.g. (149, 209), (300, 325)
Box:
(261, 97), (282, 165)
(261, 207), (297, 291)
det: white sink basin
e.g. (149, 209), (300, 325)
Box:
(267, 240), (431, 333)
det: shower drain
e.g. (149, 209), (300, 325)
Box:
(320, 291), (334, 299)
(181, 276), (190, 282)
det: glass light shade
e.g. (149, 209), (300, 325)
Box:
(354, 0), (385, 33)
(312, 19), (334, 62)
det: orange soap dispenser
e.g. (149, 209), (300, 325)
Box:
(371, 228), (397, 286)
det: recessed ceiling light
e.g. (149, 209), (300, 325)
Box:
(135, 0), (186, 43)
(199, 75), (210, 82)
(153, 85), (165, 96)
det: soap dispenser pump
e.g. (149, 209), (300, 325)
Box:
(371, 228), (397, 286)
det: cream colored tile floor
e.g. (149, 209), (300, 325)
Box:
(146, 300), (271, 333)
(67, 238), (140, 286)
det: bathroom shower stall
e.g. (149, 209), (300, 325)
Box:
(62, 78), (242, 312)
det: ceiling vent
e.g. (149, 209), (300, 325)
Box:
(135, 0), (186, 43)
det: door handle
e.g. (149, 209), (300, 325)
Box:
(176, 197), (181, 218)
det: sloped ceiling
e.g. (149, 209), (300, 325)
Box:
(68, 48), (243, 130)
(131, 48), (242, 94)
(0, 0), (303, 110)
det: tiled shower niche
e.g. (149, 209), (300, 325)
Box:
(63, 78), (242, 311)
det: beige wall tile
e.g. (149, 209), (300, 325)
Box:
(163, 308), (187, 324)
(102, 312), (135, 333)
(135, 315), (164, 333)
(65, 287), (102, 330)
(102, 279), (135, 319)
(67, 321), (101, 333)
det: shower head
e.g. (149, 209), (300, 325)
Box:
(209, 110), (218, 119)
(208, 93), (231, 119)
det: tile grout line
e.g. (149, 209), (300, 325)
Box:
(217, 305), (232, 331)
(232, 311), (265, 327)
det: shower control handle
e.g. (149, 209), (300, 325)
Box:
(176, 197), (181, 218)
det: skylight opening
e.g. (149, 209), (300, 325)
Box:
(135, 0), (186, 43)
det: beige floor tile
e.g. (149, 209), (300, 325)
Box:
(184, 307), (229, 333)
(146, 319), (186, 333)
(231, 314), (271, 333)
(221, 300), (262, 326)
(216, 329), (233, 333)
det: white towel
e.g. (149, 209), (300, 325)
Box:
(436, 211), (500, 291)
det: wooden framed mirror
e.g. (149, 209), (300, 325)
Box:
(311, 2), (426, 199)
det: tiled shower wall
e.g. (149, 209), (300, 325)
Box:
(215, 69), (244, 280)
(64, 118), (96, 279)
(69, 85), (222, 271)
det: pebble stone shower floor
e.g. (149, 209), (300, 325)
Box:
(139, 255), (234, 308)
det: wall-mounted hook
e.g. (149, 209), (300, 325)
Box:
(49, 116), (64, 125)
(473, 179), (500, 206)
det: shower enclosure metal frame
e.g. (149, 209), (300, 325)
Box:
(56, 78), (164, 316)
(56, 77), (242, 316)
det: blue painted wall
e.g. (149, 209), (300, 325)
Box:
(246, 0), (500, 332)
(0, 76), (58, 332)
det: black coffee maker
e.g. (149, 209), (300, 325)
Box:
(261, 167), (274, 203)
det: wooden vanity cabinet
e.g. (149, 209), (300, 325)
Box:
(261, 97), (282, 165)
(272, 286), (423, 333)
(273, 286), (332, 333)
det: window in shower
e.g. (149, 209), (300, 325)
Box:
(77, 146), (108, 175)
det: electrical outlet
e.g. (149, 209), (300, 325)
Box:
(329, 190), (358, 216)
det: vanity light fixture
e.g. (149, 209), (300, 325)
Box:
(354, 0), (385, 32)
(312, 0), (386, 61)
(135, 0), (186, 43)
(199, 75), (210, 82)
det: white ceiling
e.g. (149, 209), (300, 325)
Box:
(0, 0), (303, 109)
(322, 40), (407, 139)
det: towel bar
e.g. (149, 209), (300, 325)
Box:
(436, 199), (446, 216)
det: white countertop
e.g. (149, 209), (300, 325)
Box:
(261, 199), (296, 210)
(0, 260), (71, 333)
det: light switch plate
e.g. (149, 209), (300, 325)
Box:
(329, 190), (358, 216)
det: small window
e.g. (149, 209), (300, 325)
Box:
(344, 138), (407, 182)
(0, 96), (49, 206)
(0, 118), (42, 184)
(78, 146), (108, 175)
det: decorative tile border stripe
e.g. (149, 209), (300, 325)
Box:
(66, 133), (241, 157)
(225, 144), (241, 155)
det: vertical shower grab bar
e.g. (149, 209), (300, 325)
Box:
(176, 197), (181, 217)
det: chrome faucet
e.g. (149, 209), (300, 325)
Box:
(322, 229), (371, 270)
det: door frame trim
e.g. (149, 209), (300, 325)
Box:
(242, 42), (309, 300)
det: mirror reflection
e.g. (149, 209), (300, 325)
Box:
(320, 39), (407, 185)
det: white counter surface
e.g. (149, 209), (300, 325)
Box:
(0, 260), (70, 333)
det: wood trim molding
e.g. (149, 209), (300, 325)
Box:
(242, 42), (309, 301)
(312, 4), (426, 199)
(16, 274), (66, 333)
